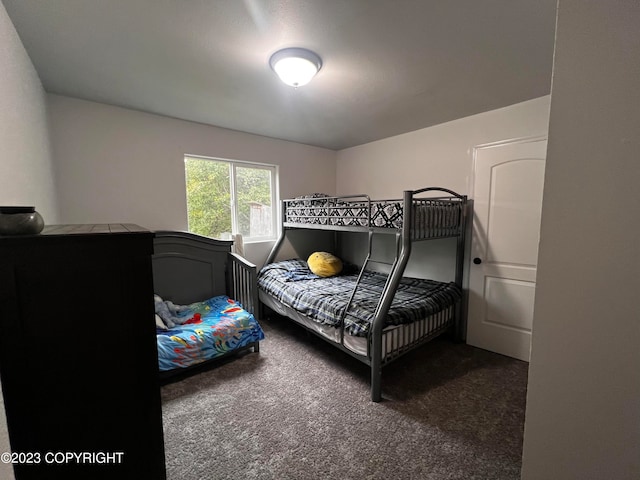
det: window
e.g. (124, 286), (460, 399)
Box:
(184, 156), (277, 241)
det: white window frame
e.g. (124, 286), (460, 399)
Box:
(184, 154), (278, 243)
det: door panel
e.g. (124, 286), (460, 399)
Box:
(485, 276), (536, 331)
(467, 138), (547, 361)
(487, 160), (546, 266)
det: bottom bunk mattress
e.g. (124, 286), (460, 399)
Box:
(258, 259), (461, 340)
(156, 295), (265, 372)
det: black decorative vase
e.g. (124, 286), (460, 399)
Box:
(0, 206), (45, 235)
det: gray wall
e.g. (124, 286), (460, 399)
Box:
(0, 1), (58, 223)
(47, 94), (337, 266)
(0, 2), (55, 478)
(336, 96), (551, 281)
(336, 96), (551, 199)
(521, 1), (640, 478)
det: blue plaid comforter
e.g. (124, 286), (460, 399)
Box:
(258, 259), (461, 337)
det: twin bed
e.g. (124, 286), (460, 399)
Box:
(152, 186), (467, 402)
(151, 231), (264, 381)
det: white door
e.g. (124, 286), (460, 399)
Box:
(467, 138), (547, 361)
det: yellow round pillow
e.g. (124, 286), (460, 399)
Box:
(307, 252), (343, 278)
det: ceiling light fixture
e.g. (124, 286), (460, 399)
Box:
(269, 48), (322, 87)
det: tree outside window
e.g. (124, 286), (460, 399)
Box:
(185, 156), (276, 241)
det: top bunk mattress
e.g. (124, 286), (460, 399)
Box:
(258, 259), (461, 337)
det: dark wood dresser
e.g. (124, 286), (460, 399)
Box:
(0, 224), (165, 479)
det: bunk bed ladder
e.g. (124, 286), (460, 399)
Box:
(368, 190), (415, 402)
(337, 229), (382, 345)
(337, 190), (415, 402)
(337, 236), (366, 345)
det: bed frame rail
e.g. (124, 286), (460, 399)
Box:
(227, 252), (259, 319)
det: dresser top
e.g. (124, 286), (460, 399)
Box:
(42, 224), (149, 235)
(0, 224), (151, 242)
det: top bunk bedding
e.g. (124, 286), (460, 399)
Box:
(258, 259), (461, 338)
(282, 189), (466, 239)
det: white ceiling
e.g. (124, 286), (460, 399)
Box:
(3, 0), (557, 151)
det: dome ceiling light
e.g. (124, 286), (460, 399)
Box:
(269, 48), (322, 87)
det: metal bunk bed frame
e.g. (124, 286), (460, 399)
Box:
(263, 187), (468, 402)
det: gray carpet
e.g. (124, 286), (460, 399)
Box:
(161, 317), (528, 480)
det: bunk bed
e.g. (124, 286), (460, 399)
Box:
(152, 231), (264, 381)
(258, 187), (468, 402)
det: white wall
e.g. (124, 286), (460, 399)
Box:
(521, 1), (640, 479)
(0, 387), (11, 480)
(47, 94), (336, 265)
(336, 96), (550, 199)
(0, 2), (57, 478)
(0, 1), (58, 224)
(335, 96), (551, 280)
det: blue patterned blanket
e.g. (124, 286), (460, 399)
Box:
(258, 259), (461, 337)
(156, 295), (264, 371)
